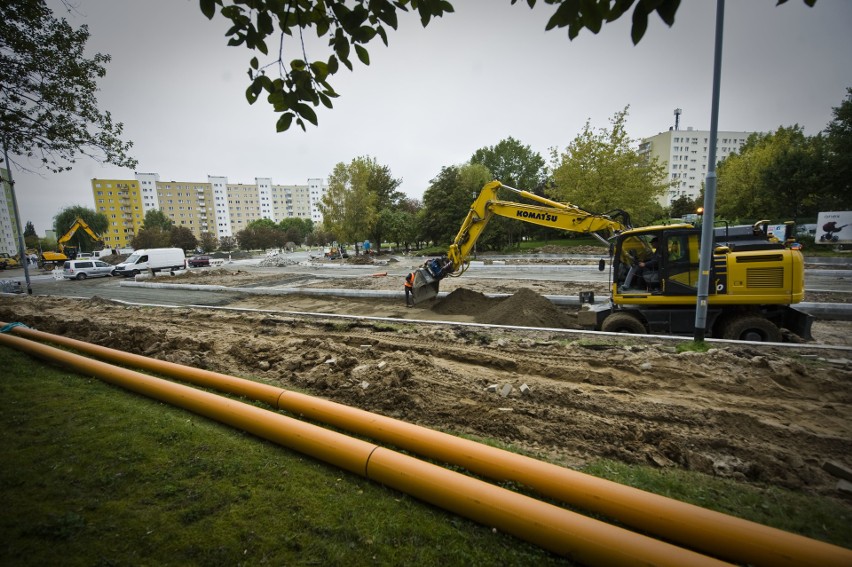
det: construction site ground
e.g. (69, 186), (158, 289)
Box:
(1, 252), (851, 506)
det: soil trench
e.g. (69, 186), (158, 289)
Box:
(1, 267), (851, 501)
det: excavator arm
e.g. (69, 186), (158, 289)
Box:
(57, 218), (104, 254)
(410, 181), (631, 303)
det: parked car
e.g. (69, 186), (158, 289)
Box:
(187, 255), (211, 267)
(62, 259), (115, 280)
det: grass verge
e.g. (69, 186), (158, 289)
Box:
(1, 347), (849, 566)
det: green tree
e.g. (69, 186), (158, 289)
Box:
(279, 217), (313, 245)
(822, 87), (852, 210)
(419, 163), (491, 246)
(170, 226), (198, 252)
(470, 136), (548, 246)
(548, 107), (668, 227)
(319, 156), (394, 244)
(201, 0), (811, 132)
(23, 221), (38, 249)
(53, 206), (108, 253)
(130, 228), (170, 250)
(470, 137), (546, 190)
(199, 231), (218, 253)
(218, 235), (237, 252)
(237, 219), (279, 250)
(143, 209), (173, 231)
(1, 0), (136, 172)
(670, 195), (701, 219)
(716, 126), (825, 221)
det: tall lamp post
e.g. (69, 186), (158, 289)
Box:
(694, 0), (725, 341)
(1, 135), (33, 295)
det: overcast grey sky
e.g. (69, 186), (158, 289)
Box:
(12, 0), (852, 235)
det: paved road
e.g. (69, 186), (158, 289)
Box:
(2, 253), (850, 305)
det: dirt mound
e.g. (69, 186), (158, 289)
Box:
(431, 287), (575, 329)
(431, 288), (496, 315)
(479, 287), (573, 328)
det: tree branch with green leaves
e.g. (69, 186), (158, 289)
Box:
(0, 0), (137, 173)
(201, 0), (815, 133)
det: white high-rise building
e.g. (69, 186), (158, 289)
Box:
(308, 178), (327, 223)
(0, 167), (18, 255)
(640, 126), (753, 207)
(208, 175), (232, 237)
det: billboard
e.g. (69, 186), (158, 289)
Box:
(816, 211), (852, 244)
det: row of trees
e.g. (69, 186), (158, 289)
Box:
(38, 89), (851, 257)
(314, 92), (850, 253)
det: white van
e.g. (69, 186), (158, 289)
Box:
(113, 248), (186, 277)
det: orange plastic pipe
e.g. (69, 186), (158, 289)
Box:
(0, 331), (729, 567)
(3, 324), (851, 567)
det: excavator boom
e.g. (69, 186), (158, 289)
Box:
(411, 181), (630, 303)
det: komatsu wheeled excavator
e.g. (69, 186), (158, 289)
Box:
(410, 180), (813, 342)
(39, 217), (105, 269)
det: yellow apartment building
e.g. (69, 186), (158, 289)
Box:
(91, 173), (327, 247)
(155, 180), (216, 240)
(91, 178), (145, 249)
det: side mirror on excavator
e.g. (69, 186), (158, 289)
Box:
(598, 259), (606, 272)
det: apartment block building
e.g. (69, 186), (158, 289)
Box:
(91, 178), (146, 248)
(1, 167), (19, 255)
(91, 173), (327, 247)
(639, 128), (753, 208)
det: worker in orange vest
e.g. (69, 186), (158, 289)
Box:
(404, 271), (415, 307)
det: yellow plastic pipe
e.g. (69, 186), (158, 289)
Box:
(3, 324), (851, 567)
(0, 331), (729, 567)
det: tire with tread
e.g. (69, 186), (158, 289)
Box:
(601, 312), (646, 335)
(721, 315), (781, 342)
(75, 273), (87, 280)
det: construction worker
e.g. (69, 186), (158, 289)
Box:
(404, 271), (415, 307)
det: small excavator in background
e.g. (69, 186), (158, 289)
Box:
(39, 217), (105, 269)
(411, 180), (812, 342)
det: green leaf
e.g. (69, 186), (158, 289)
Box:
(355, 44), (370, 65)
(327, 55), (339, 74)
(310, 61), (329, 81)
(245, 77), (263, 104)
(250, 56), (259, 70)
(295, 103), (318, 126)
(200, 0), (217, 20)
(257, 11), (274, 35)
(631, 3), (649, 45)
(581, 0), (604, 34)
(276, 112), (294, 132)
(545, 0), (579, 32)
(655, 0), (680, 27)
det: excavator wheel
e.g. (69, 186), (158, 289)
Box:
(600, 312), (647, 335)
(720, 314), (781, 342)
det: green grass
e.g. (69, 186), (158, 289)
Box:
(1, 346), (849, 566)
(584, 460), (852, 547)
(0, 347), (567, 566)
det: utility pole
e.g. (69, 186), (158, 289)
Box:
(694, 0), (725, 341)
(1, 135), (33, 295)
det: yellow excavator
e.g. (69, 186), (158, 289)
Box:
(39, 217), (105, 269)
(411, 180), (812, 342)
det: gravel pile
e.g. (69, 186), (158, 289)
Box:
(258, 255), (300, 267)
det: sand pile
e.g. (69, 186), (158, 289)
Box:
(432, 287), (572, 329)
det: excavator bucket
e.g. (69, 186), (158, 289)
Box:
(411, 267), (441, 304)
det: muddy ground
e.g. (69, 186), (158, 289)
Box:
(1, 257), (851, 503)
